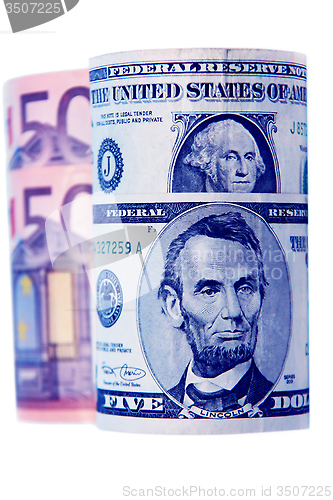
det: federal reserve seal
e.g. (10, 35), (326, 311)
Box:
(97, 269), (123, 328)
(97, 138), (123, 193)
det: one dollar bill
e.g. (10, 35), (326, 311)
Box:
(90, 48), (307, 197)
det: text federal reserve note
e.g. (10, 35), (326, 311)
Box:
(90, 48), (307, 197)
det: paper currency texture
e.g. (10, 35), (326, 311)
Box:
(4, 69), (95, 422)
(92, 193), (308, 434)
(90, 48), (307, 197)
(89, 49), (309, 434)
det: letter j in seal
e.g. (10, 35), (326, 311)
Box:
(97, 138), (124, 193)
(97, 270), (123, 328)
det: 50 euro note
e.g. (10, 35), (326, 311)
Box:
(90, 48), (307, 197)
(91, 193), (308, 434)
(4, 69), (96, 422)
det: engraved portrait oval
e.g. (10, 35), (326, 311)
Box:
(138, 203), (291, 409)
(170, 114), (278, 194)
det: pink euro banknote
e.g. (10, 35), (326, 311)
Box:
(4, 69), (95, 422)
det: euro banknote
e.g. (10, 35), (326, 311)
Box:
(90, 48), (307, 197)
(4, 69), (95, 422)
(92, 193), (308, 434)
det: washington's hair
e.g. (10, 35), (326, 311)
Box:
(158, 211), (268, 302)
(183, 119), (266, 186)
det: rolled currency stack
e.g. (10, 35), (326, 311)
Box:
(4, 69), (96, 422)
(89, 48), (309, 434)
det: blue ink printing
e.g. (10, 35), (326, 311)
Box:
(97, 138), (123, 193)
(97, 269), (123, 328)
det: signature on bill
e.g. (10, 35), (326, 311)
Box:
(102, 363), (146, 383)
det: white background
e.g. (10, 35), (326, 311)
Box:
(0, 1), (331, 499)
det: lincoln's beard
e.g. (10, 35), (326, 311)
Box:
(182, 310), (257, 378)
(190, 342), (254, 377)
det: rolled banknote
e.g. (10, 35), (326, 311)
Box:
(90, 48), (307, 197)
(92, 193), (308, 434)
(4, 69), (95, 422)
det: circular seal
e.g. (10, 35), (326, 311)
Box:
(96, 269), (123, 328)
(97, 138), (123, 193)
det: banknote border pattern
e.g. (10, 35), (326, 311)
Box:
(90, 59), (307, 83)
